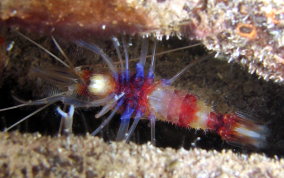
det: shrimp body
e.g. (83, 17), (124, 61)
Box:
(73, 60), (267, 148)
(1, 34), (268, 149)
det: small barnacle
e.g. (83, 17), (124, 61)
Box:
(235, 23), (257, 40)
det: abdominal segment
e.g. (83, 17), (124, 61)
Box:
(148, 84), (212, 130)
(147, 83), (268, 148)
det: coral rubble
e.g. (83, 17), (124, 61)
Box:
(0, 132), (283, 177)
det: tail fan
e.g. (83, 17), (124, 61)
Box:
(215, 113), (269, 148)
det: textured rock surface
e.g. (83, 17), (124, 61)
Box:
(1, 0), (284, 83)
(0, 132), (283, 177)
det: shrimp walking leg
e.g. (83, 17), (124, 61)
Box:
(149, 114), (157, 145)
(125, 111), (142, 142)
(56, 105), (75, 135)
(91, 100), (124, 136)
(116, 106), (135, 141)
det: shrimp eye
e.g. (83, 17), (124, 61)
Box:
(88, 74), (116, 97)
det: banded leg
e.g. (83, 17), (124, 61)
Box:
(122, 37), (130, 82)
(125, 110), (143, 142)
(149, 114), (157, 145)
(116, 105), (135, 141)
(91, 99), (124, 136)
(148, 40), (157, 79)
(56, 105), (75, 135)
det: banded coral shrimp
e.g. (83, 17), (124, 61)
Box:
(0, 32), (205, 135)
(0, 31), (282, 154)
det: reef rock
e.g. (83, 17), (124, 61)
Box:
(0, 0), (283, 83)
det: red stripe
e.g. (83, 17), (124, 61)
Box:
(178, 94), (197, 127)
(207, 112), (223, 131)
(166, 90), (183, 123)
(216, 114), (238, 142)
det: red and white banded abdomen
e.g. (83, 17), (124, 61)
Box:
(148, 83), (212, 129)
(147, 83), (268, 148)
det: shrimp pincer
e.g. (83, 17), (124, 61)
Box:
(0, 32), (269, 149)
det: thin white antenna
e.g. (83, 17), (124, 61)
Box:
(167, 53), (213, 84)
(4, 103), (53, 132)
(16, 32), (71, 68)
(129, 42), (202, 63)
(51, 36), (74, 69)
(0, 103), (30, 112)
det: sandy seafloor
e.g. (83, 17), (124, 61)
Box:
(0, 30), (284, 177)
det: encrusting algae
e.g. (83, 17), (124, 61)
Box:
(0, 0), (284, 83)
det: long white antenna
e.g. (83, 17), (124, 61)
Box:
(51, 36), (74, 69)
(17, 31), (71, 68)
(129, 42), (202, 62)
(167, 53), (213, 84)
(4, 103), (53, 132)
